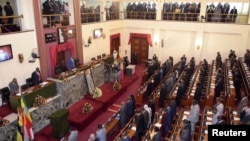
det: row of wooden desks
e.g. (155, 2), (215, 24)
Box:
(225, 60), (236, 108)
(205, 61), (216, 107)
(238, 58), (250, 98)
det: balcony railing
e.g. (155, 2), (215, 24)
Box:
(81, 12), (102, 23)
(42, 13), (70, 28)
(205, 13), (248, 24)
(125, 11), (156, 20)
(106, 12), (120, 21)
(162, 12), (200, 22)
(0, 15), (23, 34)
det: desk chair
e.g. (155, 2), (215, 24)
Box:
(55, 65), (63, 75)
(91, 57), (96, 61)
(102, 53), (106, 58)
(0, 87), (10, 106)
(97, 55), (102, 60)
(74, 59), (81, 68)
(21, 84), (29, 91)
(26, 77), (34, 87)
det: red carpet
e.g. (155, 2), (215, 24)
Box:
(34, 65), (145, 141)
(0, 104), (13, 117)
(67, 98), (104, 130)
(85, 74), (139, 110)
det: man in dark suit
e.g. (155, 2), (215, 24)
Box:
(127, 97), (134, 118)
(135, 112), (145, 141)
(180, 119), (191, 141)
(31, 67), (42, 85)
(4, 2), (14, 24)
(230, 6), (237, 23)
(148, 97), (155, 122)
(119, 101), (128, 127)
(152, 126), (161, 141)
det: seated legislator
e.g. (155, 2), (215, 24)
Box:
(31, 67), (42, 85)
(8, 78), (19, 95)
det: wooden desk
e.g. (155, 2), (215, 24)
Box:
(53, 64), (89, 79)
(9, 81), (57, 112)
(106, 118), (119, 137)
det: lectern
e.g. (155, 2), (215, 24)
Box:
(48, 109), (69, 139)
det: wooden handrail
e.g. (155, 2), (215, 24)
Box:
(0, 15), (23, 19)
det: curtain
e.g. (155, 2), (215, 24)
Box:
(50, 42), (74, 75)
(110, 33), (121, 46)
(127, 33), (152, 47)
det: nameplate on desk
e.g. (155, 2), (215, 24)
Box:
(154, 123), (162, 128)
(131, 126), (136, 131)
(16, 93), (21, 96)
(40, 82), (48, 87)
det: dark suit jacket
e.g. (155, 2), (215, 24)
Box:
(135, 113), (145, 135)
(4, 4), (13, 16)
(152, 132), (161, 141)
(127, 100), (134, 118)
(119, 104), (128, 127)
(31, 71), (42, 85)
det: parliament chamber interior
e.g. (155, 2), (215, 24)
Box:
(1, 0), (250, 141)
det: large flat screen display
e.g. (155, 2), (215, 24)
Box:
(0, 44), (13, 62)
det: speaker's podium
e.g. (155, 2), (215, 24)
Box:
(48, 109), (70, 139)
(125, 65), (136, 75)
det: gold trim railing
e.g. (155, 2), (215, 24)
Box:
(0, 15), (23, 33)
(42, 13), (71, 28)
(81, 12), (103, 23)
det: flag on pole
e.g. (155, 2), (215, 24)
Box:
(17, 109), (23, 141)
(20, 93), (34, 141)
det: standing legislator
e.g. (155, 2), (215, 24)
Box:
(9, 78), (19, 95)
(31, 67), (42, 85)
(67, 55), (75, 70)
(4, 1), (14, 24)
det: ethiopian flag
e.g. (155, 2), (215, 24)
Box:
(19, 93), (34, 141)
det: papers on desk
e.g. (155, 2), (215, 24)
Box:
(182, 115), (187, 120)
(207, 111), (213, 115)
(233, 111), (238, 115)
(234, 117), (240, 121)
(40, 82), (48, 87)
(229, 85), (235, 88)
(131, 126), (136, 131)
(206, 122), (212, 125)
(154, 123), (162, 128)
(229, 81), (233, 85)
(16, 93), (21, 96)
(184, 111), (190, 115)
(206, 117), (212, 121)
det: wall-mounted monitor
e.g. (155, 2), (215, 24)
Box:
(0, 44), (13, 62)
(93, 28), (103, 39)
